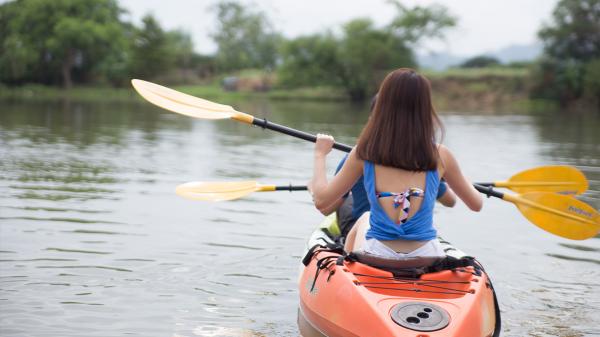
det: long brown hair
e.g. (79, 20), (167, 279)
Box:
(356, 68), (443, 171)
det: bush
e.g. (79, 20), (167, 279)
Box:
(460, 55), (501, 68)
(583, 59), (600, 106)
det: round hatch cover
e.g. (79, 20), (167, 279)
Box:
(390, 302), (450, 332)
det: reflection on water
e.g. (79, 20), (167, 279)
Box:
(1, 99), (599, 337)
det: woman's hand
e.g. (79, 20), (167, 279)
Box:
(315, 134), (334, 157)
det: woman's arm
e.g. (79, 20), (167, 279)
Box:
(309, 134), (362, 214)
(313, 198), (345, 216)
(438, 145), (482, 211)
(437, 183), (457, 207)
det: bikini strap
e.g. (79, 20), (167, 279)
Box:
(376, 188), (424, 224)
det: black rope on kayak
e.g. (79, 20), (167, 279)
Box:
(351, 272), (470, 284)
(353, 278), (470, 286)
(361, 285), (471, 296)
(302, 241), (344, 267)
(309, 254), (339, 292)
(352, 273), (473, 294)
(304, 241), (349, 292)
(356, 281), (473, 294)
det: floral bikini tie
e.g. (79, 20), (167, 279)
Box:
(376, 188), (425, 224)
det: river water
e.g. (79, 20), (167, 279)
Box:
(0, 98), (599, 337)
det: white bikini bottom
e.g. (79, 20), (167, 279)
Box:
(362, 238), (446, 259)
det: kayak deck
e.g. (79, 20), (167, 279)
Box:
(298, 219), (498, 337)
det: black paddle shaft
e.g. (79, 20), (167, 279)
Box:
(474, 184), (504, 199)
(251, 117), (353, 152)
(275, 185), (308, 191)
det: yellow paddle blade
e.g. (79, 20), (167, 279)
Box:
(176, 181), (260, 201)
(175, 181), (277, 201)
(496, 165), (588, 195)
(131, 79), (237, 120)
(504, 192), (600, 240)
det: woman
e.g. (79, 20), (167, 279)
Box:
(308, 68), (482, 259)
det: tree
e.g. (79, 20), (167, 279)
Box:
(531, 0), (600, 105)
(277, 33), (341, 88)
(460, 55), (501, 68)
(278, 1), (455, 100)
(168, 30), (195, 69)
(338, 18), (415, 99)
(538, 0), (600, 63)
(210, 1), (281, 71)
(0, 0), (127, 88)
(387, 1), (457, 45)
(583, 58), (600, 107)
(130, 15), (176, 79)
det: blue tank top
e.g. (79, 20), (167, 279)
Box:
(364, 161), (439, 241)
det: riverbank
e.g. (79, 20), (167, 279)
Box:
(0, 83), (348, 103)
(0, 68), (557, 113)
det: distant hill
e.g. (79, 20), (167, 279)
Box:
(492, 42), (543, 63)
(417, 42), (543, 70)
(416, 52), (465, 71)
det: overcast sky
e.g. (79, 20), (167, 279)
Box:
(120, 0), (557, 57)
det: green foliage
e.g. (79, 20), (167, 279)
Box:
(0, 0), (128, 88)
(460, 56), (501, 68)
(277, 33), (341, 88)
(387, 0), (457, 44)
(130, 15), (175, 79)
(211, 1), (281, 71)
(424, 67), (528, 79)
(532, 0), (600, 106)
(583, 58), (600, 104)
(278, 2), (455, 100)
(0, 0), (197, 87)
(530, 58), (584, 103)
(538, 0), (600, 62)
(338, 18), (415, 99)
(505, 61), (533, 69)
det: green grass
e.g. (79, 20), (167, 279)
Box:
(0, 66), (536, 112)
(423, 67), (529, 79)
(0, 82), (347, 103)
(0, 84), (139, 102)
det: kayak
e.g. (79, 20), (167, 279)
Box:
(298, 214), (500, 337)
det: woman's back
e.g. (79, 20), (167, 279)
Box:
(362, 161), (440, 253)
(372, 164), (429, 221)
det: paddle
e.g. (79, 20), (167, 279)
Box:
(177, 180), (599, 240)
(176, 165), (588, 199)
(131, 79), (352, 152)
(132, 80), (599, 239)
(474, 185), (599, 240)
(132, 80), (589, 195)
(477, 165), (587, 195)
(175, 181), (307, 201)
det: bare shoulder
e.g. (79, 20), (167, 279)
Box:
(437, 143), (451, 158)
(437, 144), (452, 175)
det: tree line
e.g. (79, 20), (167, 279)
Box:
(0, 0), (456, 100)
(0, 0), (199, 88)
(1, 0), (599, 107)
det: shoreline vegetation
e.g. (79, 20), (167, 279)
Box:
(2, 0), (598, 112)
(0, 68), (559, 113)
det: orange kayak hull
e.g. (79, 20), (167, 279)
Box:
(298, 241), (498, 337)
